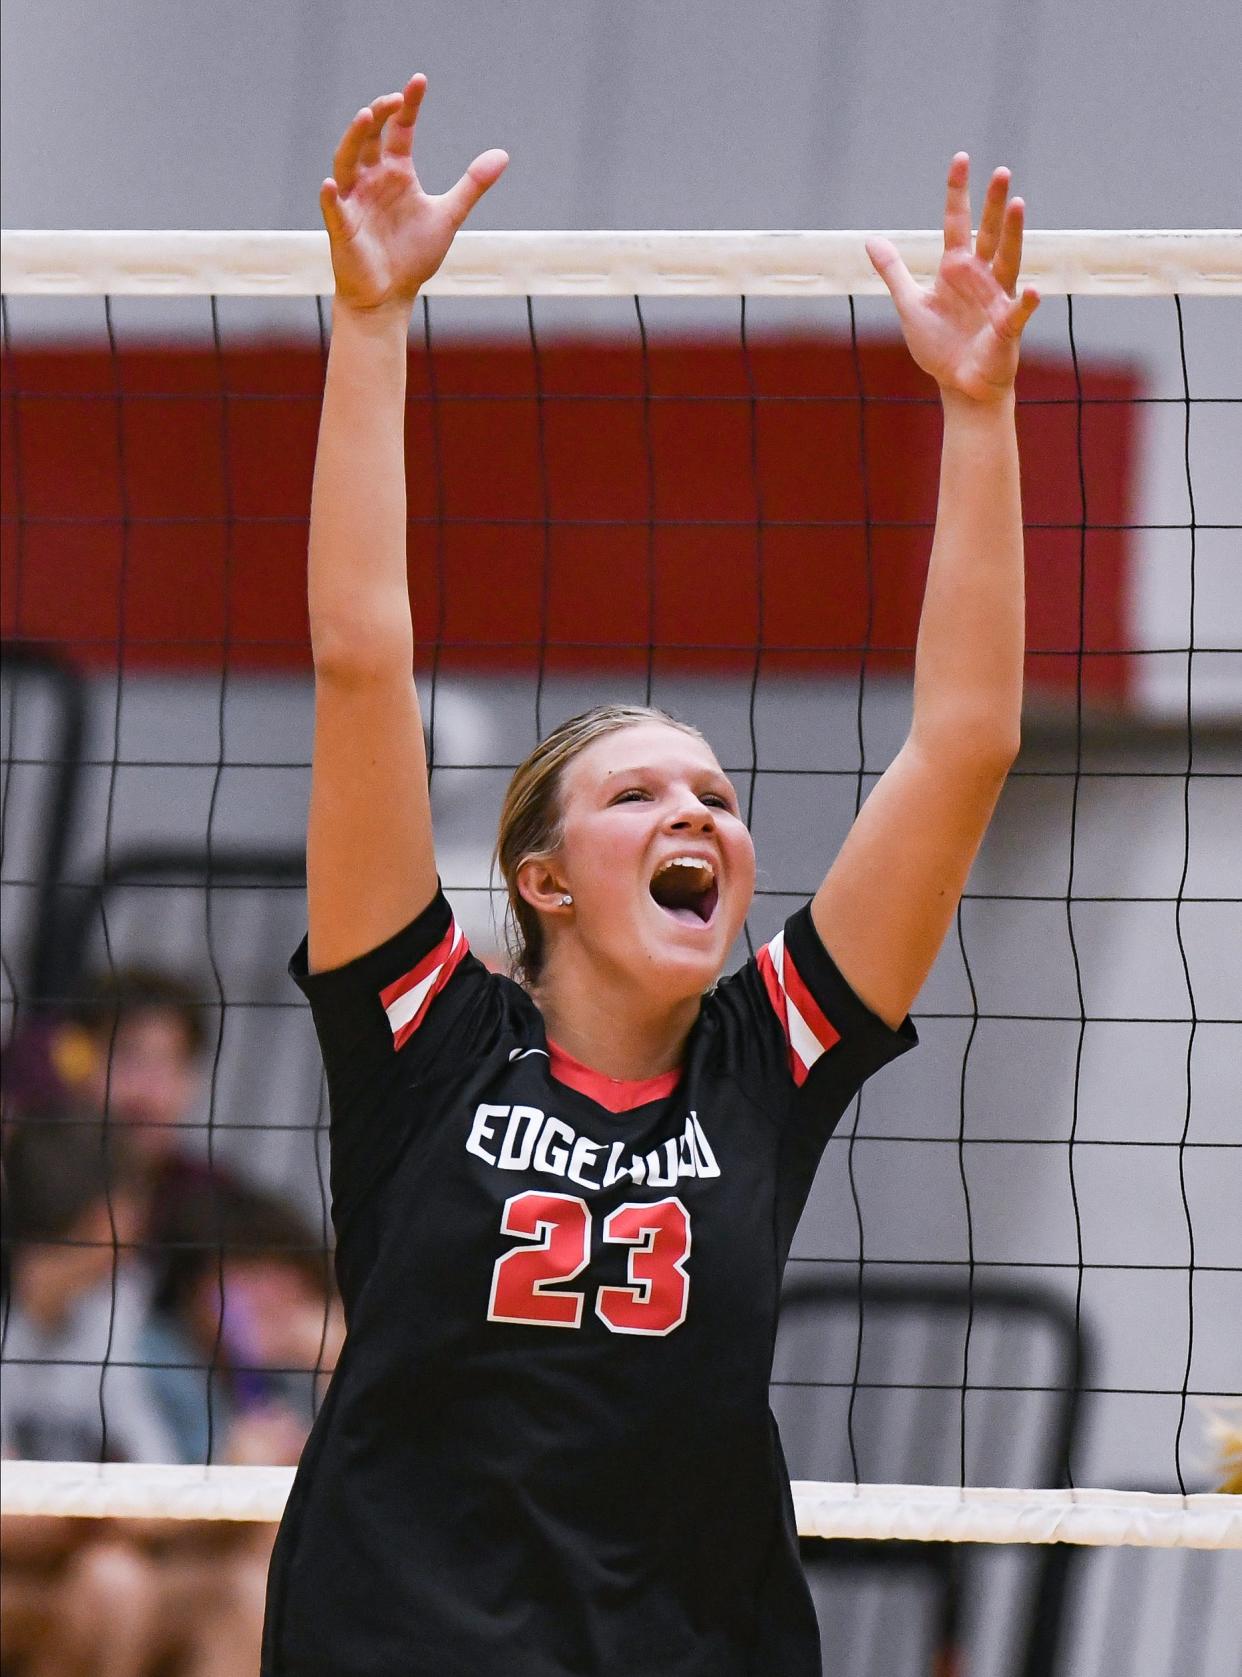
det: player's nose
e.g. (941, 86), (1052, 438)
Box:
(666, 798), (716, 834)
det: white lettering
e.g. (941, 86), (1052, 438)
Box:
(567, 1135), (603, 1191)
(601, 1142), (630, 1189)
(466, 1104), (509, 1166)
(689, 1113), (720, 1178)
(498, 1106), (544, 1171)
(533, 1116), (575, 1177)
(645, 1138), (680, 1188)
(468, 1106), (719, 1186)
(601, 1143), (646, 1188)
(677, 1127), (697, 1177)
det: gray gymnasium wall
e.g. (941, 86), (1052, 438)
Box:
(2, 0), (1241, 230)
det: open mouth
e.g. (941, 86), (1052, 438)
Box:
(649, 856), (719, 927)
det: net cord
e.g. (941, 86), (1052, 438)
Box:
(1, 1464), (1238, 1548)
(3, 230), (1241, 297)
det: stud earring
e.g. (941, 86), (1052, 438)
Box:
(560, 894), (573, 907)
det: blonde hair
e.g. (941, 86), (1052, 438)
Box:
(495, 703), (706, 987)
(1208, 1413), (1242, 1494)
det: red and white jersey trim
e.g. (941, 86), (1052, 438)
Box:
(379, 919), (469, 1051)
(756, 929), (842, 1087)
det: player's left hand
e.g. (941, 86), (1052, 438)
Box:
(867, 154), (1040, 404)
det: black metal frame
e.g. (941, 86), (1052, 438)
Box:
(0, 641), (88, 1007)
(1053, 1485), (1228, 1677)
(776, 1270), (1091, 1677)
(55, 844), (308, 999)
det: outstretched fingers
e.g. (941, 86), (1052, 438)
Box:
(319, 177), (347, 240)
(332, 107), (376, 196)
(382, 74), (427, 157)
(975, 168), (1010, 264)
(998, 286), (1041, 341)
(943, 152), (973, 252)
(330, 79), (423, 195)
(442, 148), (510, 228)
(866, 237), (923, 314)
(994, 197), (1025, 294)
(360, 94), (402, 168)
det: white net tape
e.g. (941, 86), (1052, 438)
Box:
(2, 1464), (1237, 1548)
(791, 1483), (1242, 1551)
(2, 228), (1241, 297)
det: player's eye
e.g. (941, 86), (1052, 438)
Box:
(612, 788), (651, 804)
(700, 793), (729, 809)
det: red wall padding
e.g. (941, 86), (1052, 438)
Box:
(1, 336), (1138, 701)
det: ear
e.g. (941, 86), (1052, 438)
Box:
(515, 856), (573, 916)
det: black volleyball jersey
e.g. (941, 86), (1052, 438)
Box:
(263, 889), (916, 1677)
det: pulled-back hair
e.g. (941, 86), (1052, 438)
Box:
(494, 704), (705, 988)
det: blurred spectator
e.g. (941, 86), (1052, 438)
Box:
(4, 963), (213, 1152)
(0, 1505), (275, 1677)
(64, 964), (209, 1171)
(1, 1511), (166, 1677)
(32, 964), (261, 1309)
(0, 1127), (325, 1675)
(0, 968), (207, 1149)
(1, 979), (341, 1674)
(1, 1114), (174, 1464)
(142, 1179), (343, 1467)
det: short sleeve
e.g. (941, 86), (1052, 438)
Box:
(756, 905), (918, 1106)
(290, 888), (504, 1229)
(709, 905), (918, 1258)
(710, 904), (917, 1131)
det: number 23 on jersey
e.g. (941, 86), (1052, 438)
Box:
(487, 1192), (691, 1336)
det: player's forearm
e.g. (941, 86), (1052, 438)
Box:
(909, 390), (1025, 762)
(308, 299), (416, 676)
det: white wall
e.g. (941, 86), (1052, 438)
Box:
(3, 0), (1241, 232)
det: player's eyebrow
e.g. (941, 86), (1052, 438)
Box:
(601, 764), (737, 801)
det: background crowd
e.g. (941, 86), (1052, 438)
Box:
(1, 968), (344, 1676)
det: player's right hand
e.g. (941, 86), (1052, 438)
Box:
(321, 75), (508, 312)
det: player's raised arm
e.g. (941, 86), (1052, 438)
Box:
(811, 155), (1039, 1028)
(306, 76), (507, 971)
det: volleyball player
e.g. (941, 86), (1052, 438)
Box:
(262, 74), (1040, 1677)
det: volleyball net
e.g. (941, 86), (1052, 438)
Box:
(1, 231), (1239, 1596)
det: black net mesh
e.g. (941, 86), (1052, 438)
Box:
(1, 279), (1239, 1671)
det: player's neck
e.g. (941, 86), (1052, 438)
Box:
(533, 953), (699, 1084)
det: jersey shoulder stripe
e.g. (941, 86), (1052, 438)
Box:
(379, 918), (469, 1050)
(756, 927), (841, 1086)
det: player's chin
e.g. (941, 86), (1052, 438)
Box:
(641, 899), (732, 984)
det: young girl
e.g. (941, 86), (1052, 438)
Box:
(262, 74), (1039, 1677)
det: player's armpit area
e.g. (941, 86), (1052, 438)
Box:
(810, 736), (1013, 1030)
